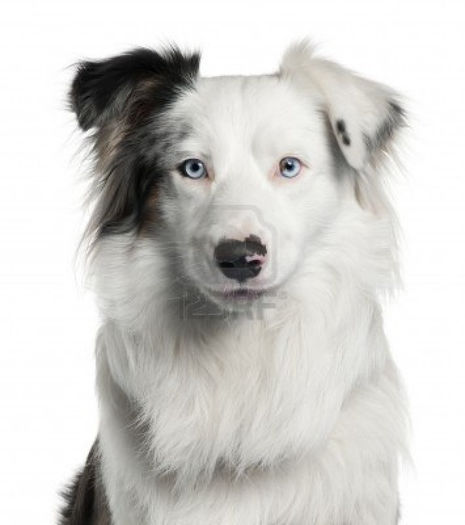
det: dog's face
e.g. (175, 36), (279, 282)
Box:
(71, 44), (404, 311)
(160, 75), (339, 307)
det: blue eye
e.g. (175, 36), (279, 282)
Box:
(279, 157), (302, 178)
(180, 159), (207, 179)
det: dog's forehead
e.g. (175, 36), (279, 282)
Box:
(197, 74), (317, 122)
(172, 74), (323, 154)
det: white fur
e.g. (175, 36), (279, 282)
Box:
(90, 43), (407, 524)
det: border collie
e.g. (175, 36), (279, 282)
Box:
(61, 42), (408, 525)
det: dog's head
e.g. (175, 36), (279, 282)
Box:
(71, 43), (405, 313)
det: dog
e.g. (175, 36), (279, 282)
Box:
(61, 41), (408, 525)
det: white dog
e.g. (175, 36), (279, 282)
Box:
(61, 42), (408, 525)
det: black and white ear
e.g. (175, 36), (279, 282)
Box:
(280, 42), (406, 171)
(70, 47), (200, 131)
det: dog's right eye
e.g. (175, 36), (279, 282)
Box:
(179, 159), (207, 179)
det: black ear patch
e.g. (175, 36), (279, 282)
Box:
(70, 47), (200, 131)
(70, 47), (201, 240)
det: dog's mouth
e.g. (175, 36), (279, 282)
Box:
(214, 288), (266, 301)
(204, 286), (271, 303)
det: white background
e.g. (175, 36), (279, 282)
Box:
(1, 0), (464, 523)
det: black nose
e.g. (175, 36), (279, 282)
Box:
(214, 235), (267, 283)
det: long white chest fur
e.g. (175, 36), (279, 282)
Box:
(94, 233), (406, 525)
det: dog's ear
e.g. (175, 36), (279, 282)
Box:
(280, 42), (406, 171)
(70, 47), (200, 240)
(70, 47), (200, 131)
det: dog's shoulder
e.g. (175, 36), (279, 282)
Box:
(59, 439), (112, 525)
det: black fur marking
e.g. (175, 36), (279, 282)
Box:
(59, 440), (112, 525)
(70, 47), (201, 238)
(71, 47), (200, 131)
(336, 119), (346, 134)
(335, 119), (351, 146)
(342, 134), (351, 146)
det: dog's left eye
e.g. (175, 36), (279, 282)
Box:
(279, 157), (302, 178)
(179, 159), (207, 179)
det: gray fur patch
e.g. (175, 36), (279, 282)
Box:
(363, 100), (406, 153)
